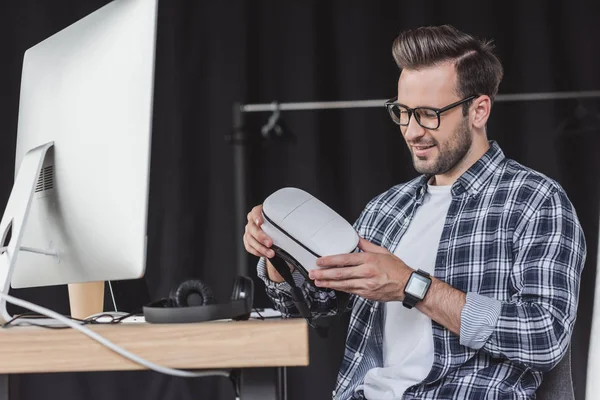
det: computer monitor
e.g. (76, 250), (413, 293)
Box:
(0, 0), (159, 322)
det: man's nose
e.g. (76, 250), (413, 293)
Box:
(403, 115), (426, 142)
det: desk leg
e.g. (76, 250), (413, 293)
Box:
(235, 367), (287, 400)
(0, 374), (8, 400)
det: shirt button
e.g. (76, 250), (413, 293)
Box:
(370, 307), (375, 312)
(354, 351), (362, 359)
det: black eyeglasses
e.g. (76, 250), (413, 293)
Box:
(384, 95), (478, 130)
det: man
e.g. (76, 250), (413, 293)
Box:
(243, 25), (586, 399)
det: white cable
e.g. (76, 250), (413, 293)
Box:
(107, 281), (118, 312)
(0, 291), (230, 379)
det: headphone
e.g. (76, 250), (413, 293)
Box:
(142, 276), (254, 324)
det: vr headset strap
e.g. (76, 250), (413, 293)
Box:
(269, 255), (350, 338)
(334, 290), (350, 315)
(269, 255), (312, 321)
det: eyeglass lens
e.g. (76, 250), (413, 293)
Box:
(388, 105), (439, 129)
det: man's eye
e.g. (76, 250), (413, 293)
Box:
(417, 109), (437, 119)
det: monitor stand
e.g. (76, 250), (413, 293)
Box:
(0, 142), (104, 324)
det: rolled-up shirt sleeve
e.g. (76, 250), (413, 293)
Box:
(460, 292), (502, 349)
(459, 189), (586, 372)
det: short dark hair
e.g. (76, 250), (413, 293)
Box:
(392, 25), (503, 114)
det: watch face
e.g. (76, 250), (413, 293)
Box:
(406, 273), (431, 299)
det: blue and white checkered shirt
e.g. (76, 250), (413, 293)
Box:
(257, 141), (586, 399)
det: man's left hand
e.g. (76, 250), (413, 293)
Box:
(309, 237), (413, 302)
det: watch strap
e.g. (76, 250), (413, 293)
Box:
(402, 292), (420, 309)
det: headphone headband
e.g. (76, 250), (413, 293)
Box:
(143, 277), (254, 324)
(144, 298), (251, 324)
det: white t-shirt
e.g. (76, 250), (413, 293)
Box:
(359, 183), (453, 399)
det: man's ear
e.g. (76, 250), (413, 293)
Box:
(471, 95), (492, 129)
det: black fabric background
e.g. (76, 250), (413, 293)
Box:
(0, 1), (599, 399)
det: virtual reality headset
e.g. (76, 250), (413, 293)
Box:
(260, 187), (358, 335)
(261, 187), (360, 284)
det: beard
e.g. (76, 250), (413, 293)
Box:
(410, 117), (472, 176)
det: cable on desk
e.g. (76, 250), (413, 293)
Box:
(84, 311), (143, 324)
(3, 312), (86, 329)
(0, 291), (231, 379)
(252, 308), (265, 320)
(2, 311), (145, 329)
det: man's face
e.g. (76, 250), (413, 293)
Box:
(397, 63), (473, 176)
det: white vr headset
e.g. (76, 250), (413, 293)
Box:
(261, 187), (358, 330)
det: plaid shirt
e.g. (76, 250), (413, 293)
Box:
(257, 141), (586, 399)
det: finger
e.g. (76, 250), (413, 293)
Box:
(316, 252), (366, 268)
(243, 234), (263, 258)
(247, 222), (272, 247)
(358, 237), (390, 254)
(246, 212), (264, 227)
(248, 213), (263, 227)
(314, 279), (362, 291)
(250, 205), (264, 226)
(309, 265), (367, 281)
(247, 235), (275, 258)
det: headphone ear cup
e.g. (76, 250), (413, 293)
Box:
(231, 276), (254, 301)
(231, 276), (254, 321)
(170, 279), (215, 307)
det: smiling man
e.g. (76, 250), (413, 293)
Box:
(243, 25), (587, 399)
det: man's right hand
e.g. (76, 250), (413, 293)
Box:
(244, 204), (276, 259)
(243, 204), (291, 283)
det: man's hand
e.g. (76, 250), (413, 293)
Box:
(309, 237), (414, 302)
(243, 204), (275, 259)
(243, 204), (293, 283)
(310, 236), (466, 335)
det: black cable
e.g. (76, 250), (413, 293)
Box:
(84, 311), (143, 325)
(252, 308), (265, 320)
(2, 310), (144, 329)
(2, 312), (87, 329)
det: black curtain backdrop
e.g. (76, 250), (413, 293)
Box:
(1, 1), (599, 399)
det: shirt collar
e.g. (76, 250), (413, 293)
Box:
(415, 140), (505, 199)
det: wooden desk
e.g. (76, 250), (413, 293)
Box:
(0, 318), (309, 400)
